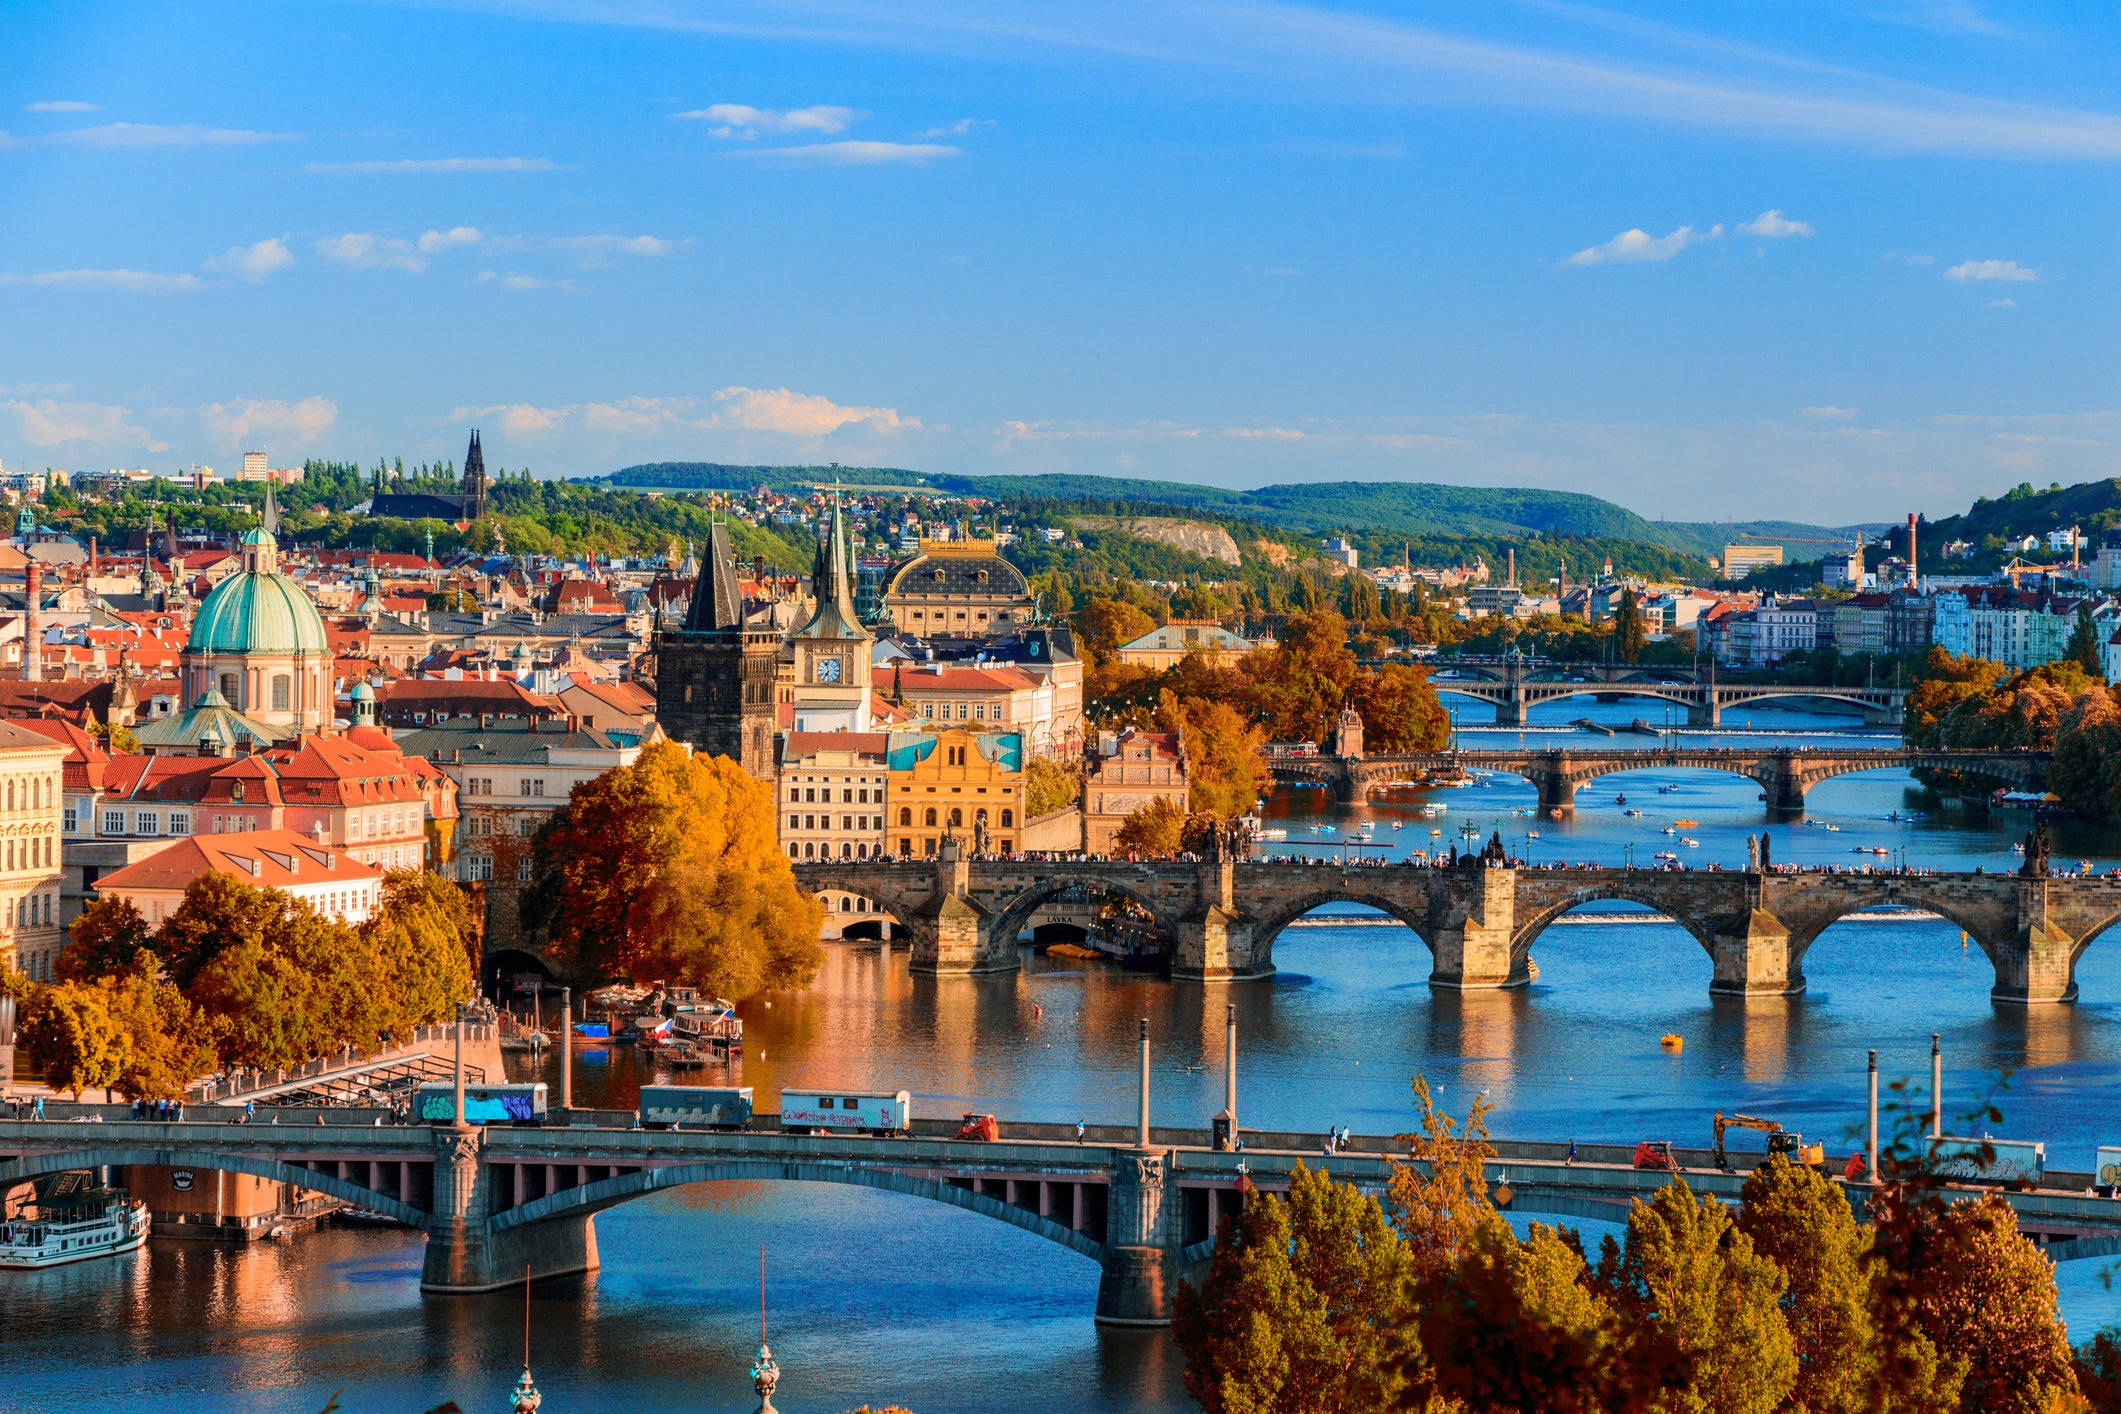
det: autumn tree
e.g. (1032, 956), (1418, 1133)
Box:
(154, 870), (297, 988)
(56, 894), (153, 981)
(2048, 687), (2121, 816)
(106, 952), (217, 1101)
(1023, 756), (1082, 818)
(19, 981), (127, 1099)
(1155, 691), (1270, 820)
(527, 740), (823, 997)
(189, 936), (322, 1070)
(1593, 1180), (1797, 1414)
(1113, 797), (1185, 857)
(1903, 648), (2008, 748)
(363, 868), (478, 1034)
(1172, 1161), (1413, 1414)
(1343, 665), (1451, 754)
(1388, 1075), (1498, 1285)
(1241, 609), (1360, 743)
(1736, 1154), (1878, 1413)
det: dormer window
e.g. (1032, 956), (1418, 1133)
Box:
(232, 781), (245, 803)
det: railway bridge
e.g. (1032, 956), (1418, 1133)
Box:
(1425, 659), (1909, 728)
(796, 845), (2120, 1003)
(1267, 745), (2050, 811)
(7, 1115), (2121, 1325)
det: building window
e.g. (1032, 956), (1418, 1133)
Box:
(169, 811), (190, 835)
(948, 808), (963, 827)
(136, 811), (158, 835)
(271, 675), (291, 711)
(804, 842), (816, 858)
(220, 672), (238, 702)
(517, 857), (533, 882)
(465, 855), (494, 881)
(1001, 808), (1013, 826)
(789, 814), (800, 830)
(924, 808), (937, 827)
(102, 809), (124, 835)
(789, 844), (800, 859)
(62, 807), (75, 834)
(899, 807), (912, 826)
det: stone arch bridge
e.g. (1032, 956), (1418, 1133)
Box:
(1426, 659), (1909, 728)
(1269, 746), (2050, 811)
(796, 846), (2121, 1004)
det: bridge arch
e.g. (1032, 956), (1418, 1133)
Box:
(1246, 891), (1437, 958)
(0, 1147), (429, 1228)
(986, 875), (1181, 957)
(489, 1158), (1106, 1263)
(1509, 888), (1719, 979)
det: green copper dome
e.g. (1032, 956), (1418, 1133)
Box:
(185, 566), (331, 657)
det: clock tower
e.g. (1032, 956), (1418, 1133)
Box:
(790, 496), (873, 733)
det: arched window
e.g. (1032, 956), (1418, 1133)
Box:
(947, 807), (963, 827)
(840, 893), (852, 909)
(804, 841), (816, 858)
(6, 780), (13, 810)
(789, 844), (799, 859)
(898, 807), (912, 826)
(975, 808), (989, 825)
(923, 808), (937, 827)
(840, 842), (853, 860)
(1001, 809), (1013, 827)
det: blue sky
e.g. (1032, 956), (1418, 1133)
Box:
(2, 1), (2117, 523)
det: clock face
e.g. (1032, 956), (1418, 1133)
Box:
(816, 656), (842, 683)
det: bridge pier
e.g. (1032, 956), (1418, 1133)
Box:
(1707, 909), (1804, 997)
(1990, 881), (2083, 1005)
(1533, 772), (1576, 813)
(1428, 869), (1522, 991)
(908, 837), (1020, 976)
(1170, 856), (1274, 981)
(1687, 699), (1721, 728)
(419, 1125), (601, 1293)
(1095, 1149), (1174, 1326)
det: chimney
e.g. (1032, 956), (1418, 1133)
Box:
(23, 561), (40, 683)
(88, 536), (97, 573)
(1506, 547), (1515, 588)
(1906, 513), (1919, 588)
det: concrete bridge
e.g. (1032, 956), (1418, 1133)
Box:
(1424, 659), (1910, 727)
(8, 1119), (2112, 1331)
(7, 1115), (2120, 1325)
(1268, 745), (2050, 812)
(796, 846), (2118, 1004)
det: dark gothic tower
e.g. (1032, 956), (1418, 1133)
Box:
(653, 521), (781, 778)
(461, 429), (489, 520)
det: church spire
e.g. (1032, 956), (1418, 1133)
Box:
(462, 428), (489, 520)
(681, 521), (746, 632)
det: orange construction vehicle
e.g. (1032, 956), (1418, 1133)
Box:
(957, 1113), (999, 1142)
(1713, 1112), (1825, 1171)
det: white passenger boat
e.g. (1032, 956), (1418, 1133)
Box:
(0, 1178), (149, 1270)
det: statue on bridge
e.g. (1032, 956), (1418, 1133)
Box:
(974, 816), (990, 855)
(2021, 822), (2052, 878)
(1746, 834), (1759, 872)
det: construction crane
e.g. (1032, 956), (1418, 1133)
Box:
(1713, 1112), (1825, 1172)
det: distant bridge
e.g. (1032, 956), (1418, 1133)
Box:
(7, 1114), (2120, 1325)
(1267, 745), (2050, 811)
(1423, 658), (1909, 727)
(797, 844), (2105, 1003)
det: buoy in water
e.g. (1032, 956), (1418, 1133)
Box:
(1660, 1033), (1684, 1052)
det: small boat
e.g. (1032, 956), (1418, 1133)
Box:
(1654, 851), (1679, 862)
(339, 1206), (416, 1229)
(1822, 823), (1840, 833)
(1548, 808), (1564, 821)
(1673, 819), (1699, 828)
(1660, 1033), (1684, 1052)
(1871, 847), (1890, 856)
(2012, 843), (2026, 853)
(1662, 826), (1678, 835)
(1614, 794), (1627, 805)
(1525, 831), (1540, 839)
(1681, 838), (1700, 847)
(1624, 808), (1643, 818)
(1390, 822), (1403, 830)
(0, 1177), (149, 1270)
(1257, 828), (1287, 840)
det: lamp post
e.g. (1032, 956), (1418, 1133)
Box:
(1137, 1018), (1152, 1149)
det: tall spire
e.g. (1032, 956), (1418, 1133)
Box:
(263, 483), (280, 536)
(681, 521), (746, 632)
(462, 428), (489, 520)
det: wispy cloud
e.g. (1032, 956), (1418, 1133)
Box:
(1560, 223), (1723, 266)
(417, 226), (482, 252)
(452, 387), (915, 439)
(476, 271), (585, 292)
(729, 140), (961, 166)
(674, 104), (861, 138)
(0, 268), (206, 292)
(203, 238), (294, 283)
(549, 234), (681, 266)
(305, 156), (560, 174)
(1946, 258), (2038, 282)
(199, 396), (338, 447)
(4, 398), (166, 450)
(0, 122), (291, 150)
(1991, 298), (2018, 308)
(1801, 405), (1859, 420)
(915, 118), (992, 138)
(24, 101), (98, 114)
(1738, 209), (1813, 238)
(314, 233), (429, 273)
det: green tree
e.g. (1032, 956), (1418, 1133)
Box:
(1022, 756), (1082, 818)
(19, 981), (128, 1098)
(56, 895), (153, 981)
(527, 741), (824, 997)
(1736, 1154), (1877, 1413)
(363, 869), (478, 1034)
(1614, 587), (1647, 662)
(188, 936), (320, 1070)
(2069, 601), (2104, 677)
(1172, 1161), (1413, 1414)
(1343, 665), (1451, 754)
(154, 870), (295, 989)
(1594, 1180), (1797, 1414)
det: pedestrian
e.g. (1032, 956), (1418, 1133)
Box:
(1076, 1118), (1086, 1144)
(1567, 1138), (1578, 1166)
(33, 1097), (43, 1121)
(245, 1100), (255, 1124)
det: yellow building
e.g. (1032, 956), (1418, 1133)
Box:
(1083, 727), (1189, 855)
(886, 729), (1024, 857)
(0, 720), (70, 980)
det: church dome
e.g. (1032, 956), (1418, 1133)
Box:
(186, 565), (330, 657)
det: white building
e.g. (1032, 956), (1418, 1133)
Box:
(93, 829), (384, 927)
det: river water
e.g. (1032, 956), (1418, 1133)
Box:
(10, 700), (2121, 1413)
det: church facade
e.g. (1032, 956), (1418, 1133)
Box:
(651, 522), (780, 778)
(368, 429), (491, 522)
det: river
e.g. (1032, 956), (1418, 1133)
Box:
(9, 700), (2121, 1412)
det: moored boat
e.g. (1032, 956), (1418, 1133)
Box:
(0, 1174), (149, 1270)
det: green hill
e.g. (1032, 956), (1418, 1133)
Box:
(1928, 479), (2121, 545)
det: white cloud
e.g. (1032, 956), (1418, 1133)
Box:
(1946, 258), (2038, 282)
(418, 226), (482, 253)
(915, 118), (992, 138)
(0, 268), (205, 292)
(550, 234), (679, 267)
(710, 386), (912, 434)
(1739, 209), (1812, 238)
(1222, 426), (1307, 439)
(25, 101), (97, 114)
(1991, 298), (2018, 307)
(1886, 252), (1937, 266)
(5, 398), (166, 450)
(0, 122), (288, 149)
(730, 140), (962, 166)
(203, 237), (294, 282)
(1560, 223), (1722, 267)
(315, 232), (427, 273)
(305, 157), (560, 174)
(475, 271), (584, 292)
(673, 104), (860, 139)
(199, 396), (338, 447)
(1801, 405), (1859, 420)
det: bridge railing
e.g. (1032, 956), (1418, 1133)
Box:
(184, 1023), (496, 1104)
